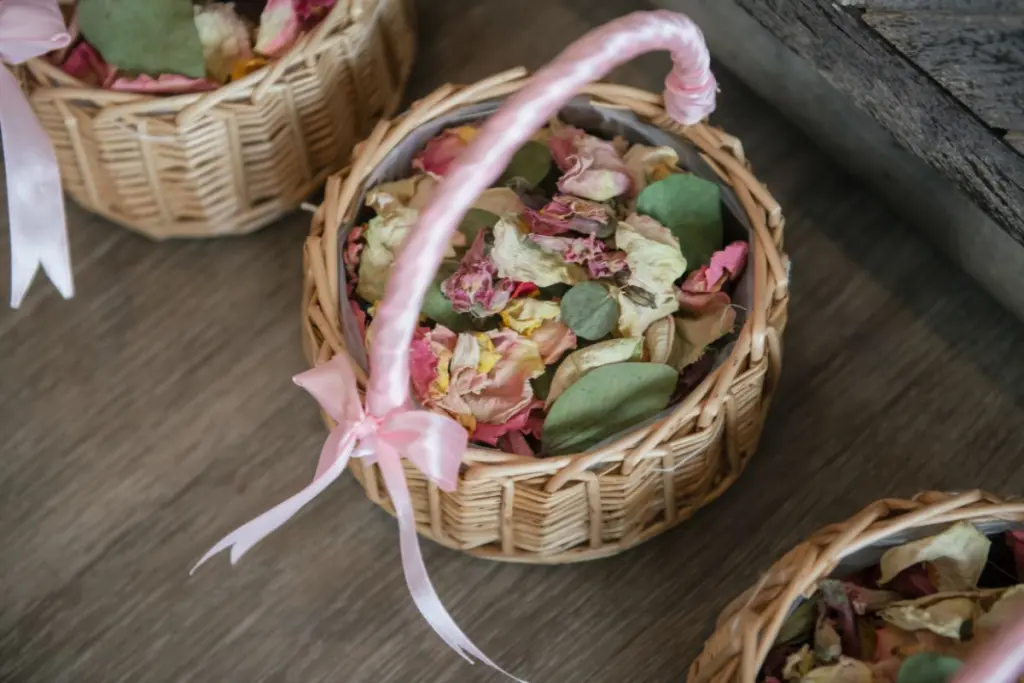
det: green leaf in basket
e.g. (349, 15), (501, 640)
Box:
(560, 281), (619, 341)
(635, 173), (723, 270)
(541, 362), (677, 455)
(775, 599), (817, 645)
(78, 0), (206, 79)
(457, 209), (500, 246)
(421, 262), (475, 332)
(498, 141), (552, 189)
(896, 653), (962, 683)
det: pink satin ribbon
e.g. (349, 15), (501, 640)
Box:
(951, 609), (1024, 683)
(195, 11), (716, 680)
(0, 0), (74, 308)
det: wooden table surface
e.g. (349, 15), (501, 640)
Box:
(3, 1), (1024, 681)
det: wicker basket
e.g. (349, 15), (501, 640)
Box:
(19, 0), (415, 239)
(302, 67), (790, 564)
(688, 490), (1024, 683)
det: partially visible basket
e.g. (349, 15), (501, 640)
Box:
(20, 0), (415, 239)
(688, 490), (1024, 683)
(302, 65), (790, 564)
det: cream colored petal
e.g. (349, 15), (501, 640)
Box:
(878, 522), (991, 591)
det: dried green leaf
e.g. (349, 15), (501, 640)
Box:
(544, 337), (644, 409)
(458, 209), (500, 246)
(635, 173), (723, 270)
(879, 522), (991, 592)
(776, 599), (817, 645)
(561, 282), (620, 341)
(542, 362), (677, 455)
(421, 262), (477, 332)
(499, 140), (552, 189)
(78, 0), (206, 78)
(896, 653), (962, 683)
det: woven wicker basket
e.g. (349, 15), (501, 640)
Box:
(19, 0), (415, 239)
(688, 490), (1024, 683)
(302, 67), (790, 564)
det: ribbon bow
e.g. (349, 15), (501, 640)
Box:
(193, 356), (522, 681)
(0, 0), (74, 308)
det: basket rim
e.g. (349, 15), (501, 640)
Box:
(304, 68), (790, 490)
(686, 490), (1024, 683)
(23, 0), (361, 110)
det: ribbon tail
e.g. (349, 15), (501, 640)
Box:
(191, 429), (356, 573)
(376, 447), (526, 682)
(0, 65), (73, 308)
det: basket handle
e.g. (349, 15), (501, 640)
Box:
(364, 10), (717, 418)
(951, 611), (1024, 683)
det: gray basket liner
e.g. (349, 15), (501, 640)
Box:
(336, 96), (755, 454)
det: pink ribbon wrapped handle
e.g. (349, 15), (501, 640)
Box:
(0, 0), (74, 308)
(194, 11), (716, 681)
(950, 610), (1024, 683)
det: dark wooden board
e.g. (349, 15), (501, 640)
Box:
(730, 0), (1024, 249)
(842, 0), (1024, 10)
(863, 10), (1024, 131)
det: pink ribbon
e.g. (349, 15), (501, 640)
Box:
(951, 609), (1024, 683)
(192, 356), (524, 680)
(0, 0), (74, 308)
(194, 10), (715, 680)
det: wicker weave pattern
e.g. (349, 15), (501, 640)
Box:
(688, 490), (1024, 683)
(20, 0), (416, 239)
(302, 69), (790, 563)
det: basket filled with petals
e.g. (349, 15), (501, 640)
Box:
(19, 0), (415, 239)
(298, 14), (789, 561)
(689, 491), (1024, 683)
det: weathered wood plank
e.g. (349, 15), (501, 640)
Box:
(841, 0), (1024, 10)
(1008, 131), (1024, 154)
(863, 11), (1024, 131)
(725, 0), (1024, 250)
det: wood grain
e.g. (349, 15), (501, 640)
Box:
(729, 0), (1024, 251)
(3, 1), (1024, 682)
(863, 10), (1024, 131)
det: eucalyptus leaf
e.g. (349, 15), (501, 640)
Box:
(78, 0), (206, 79)
(635, 173), (723, 270)
(499, 140), (552, 189)
(541, 362), (678, 455)
(776, 599), (816, 645)
(531, 367), (555, 401)
(421, 262), (475, 332)
(896, 653), (962, 683)
(561, 282), (619, 341)
(458, 209), (500, 246)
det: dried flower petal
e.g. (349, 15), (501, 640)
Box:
(556, 134), (633, 201)
(366, 174), (438, 216)
(616, 215), (686, 309)
(256, 0), (301, 57)
(490, 217), (587, 287)
(532, 320), (576, 364)
(499, 298), (561, 336)
(523, 194), (615, 237)
(441, 230), (514, 317)
(357, 208), (459, 302)
(623, 144), (679, 194)
(194, 3), (253, 83)
(413, 126), (479, 177)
